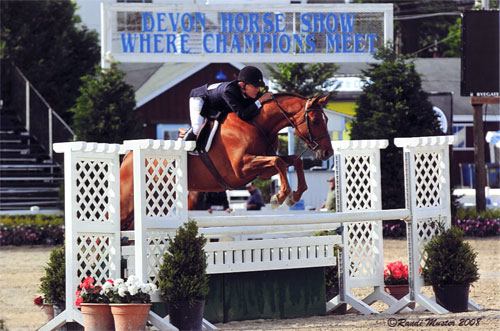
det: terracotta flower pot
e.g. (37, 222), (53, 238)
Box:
(41, 304), (54, 321)
(385, 284), (415, 309)
(81, 303), (114, 331)
(110, 303), (151, 331)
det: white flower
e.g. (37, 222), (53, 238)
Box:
(150, 283), (157, 292)
(114, 278), (124, 286)
(118, 287), (127, 297)
(129, 285), (139, 296)
(102, 282), (113, 291)
(126, 275), (137, 286)
(140, 284), (149, 294)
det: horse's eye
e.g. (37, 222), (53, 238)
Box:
(311, 115), (320, 125)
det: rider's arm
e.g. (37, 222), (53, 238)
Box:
(222, 89), (261, 121)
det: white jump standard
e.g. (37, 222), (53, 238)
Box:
(38, 135), (479, 331)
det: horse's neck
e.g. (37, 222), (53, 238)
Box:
(257, 98), (304, 137)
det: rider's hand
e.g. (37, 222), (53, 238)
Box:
(258, 92), (273, 104)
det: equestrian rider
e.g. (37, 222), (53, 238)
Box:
(185, 66), (273, 141)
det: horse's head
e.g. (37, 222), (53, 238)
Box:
(294, 94), (334, 160)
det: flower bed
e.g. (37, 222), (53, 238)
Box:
(453, 218), (500, 237)
(0, 215), (64, 246)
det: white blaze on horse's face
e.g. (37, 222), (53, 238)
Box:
(305, 95), (334, 160)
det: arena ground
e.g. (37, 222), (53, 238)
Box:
(0, 238), (498, 331)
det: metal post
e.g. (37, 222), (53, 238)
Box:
(25, 81), (30, 131)
(48, 108), (53, 160)
(472, 103), (486, 211)
(101, 1), (110, 69)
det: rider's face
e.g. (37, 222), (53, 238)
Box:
(243, 83), (260, 99)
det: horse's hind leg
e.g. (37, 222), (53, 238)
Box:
(280, 156), (307, 206)
(240, 155), (291, 206)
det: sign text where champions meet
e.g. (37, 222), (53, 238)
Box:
(103, 3), (393, 63)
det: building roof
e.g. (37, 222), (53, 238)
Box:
(120, 62), (245, 108)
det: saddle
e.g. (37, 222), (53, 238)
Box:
(179, 119), (235, 190)
(179, 120), (220, 153)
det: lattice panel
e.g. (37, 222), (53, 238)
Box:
(347, 222), (379, 278)
(145, 231), (170, 286)
(414, 152), (441, 208)
(76, 234), (114, 285)
(144, 156), (180, 217)
(416, 218), (444, 270)
(75, 160), (111, 223)
(344, 155), (373, 210)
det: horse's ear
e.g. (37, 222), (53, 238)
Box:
(307, 94), (321, 109)
(317, 93), (331, 106)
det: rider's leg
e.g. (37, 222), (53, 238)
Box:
(189, 97), (206, 137)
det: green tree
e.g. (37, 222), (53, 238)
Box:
(0, 0), (99, 121)
(266, 63), (338, 97)
(70, 64), (141, 143)
(442, 17), (461, 57)
(355, 0), (474, 57)
(351, 47), (441, 209)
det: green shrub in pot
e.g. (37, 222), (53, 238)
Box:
(158, 220), (209, 331)
(422, 225), (479, 312)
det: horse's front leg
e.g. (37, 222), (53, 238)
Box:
(240, 155), (291, 206)
(281, 155), (308, 205)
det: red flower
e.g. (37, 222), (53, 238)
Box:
(82, 276), (95, 290)
(106, 279), (114, 285)
(384, 261), (409, 285)
(75, 296), (83, 308)
(33, 295), (44, 306)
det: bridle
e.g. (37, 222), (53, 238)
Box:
(272, 95), (329, 152)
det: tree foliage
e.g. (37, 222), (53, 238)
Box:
(355, 0), (474, 57)
(158, 220), (209, 307)
(70, 64), (141, 143)
(442, 17), (461, 57)
(266, 63), (338, 97)
(0, 0), (99, 121)
(350, 47), (441, 209)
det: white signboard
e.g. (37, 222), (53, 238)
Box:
(101, 3), (393, 65)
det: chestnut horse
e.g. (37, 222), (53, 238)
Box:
(120, 93), (333, 229)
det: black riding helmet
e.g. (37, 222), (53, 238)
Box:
(238, 66), (266, 87)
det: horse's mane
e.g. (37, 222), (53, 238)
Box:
(260, 92), (307, 107)
(273, 92), (307, 100)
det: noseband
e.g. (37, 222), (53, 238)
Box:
(272, 95), (329, 151)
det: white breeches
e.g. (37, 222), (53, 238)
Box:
(189, 97), (206, 135)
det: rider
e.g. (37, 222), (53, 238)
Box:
(185, 66), (273, 141)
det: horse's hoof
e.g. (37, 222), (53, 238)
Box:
(270, 195), (279, 208)
(285, 195), (297, 207)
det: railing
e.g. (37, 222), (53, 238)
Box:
(8, 62), (75, 163)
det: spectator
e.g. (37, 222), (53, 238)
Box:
(246, 182), (265, 210)
(322, 176), (336, 211)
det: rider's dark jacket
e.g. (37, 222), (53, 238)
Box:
(189, 81), (261, 121)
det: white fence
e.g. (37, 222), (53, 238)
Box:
(39, 136), (480, 331)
